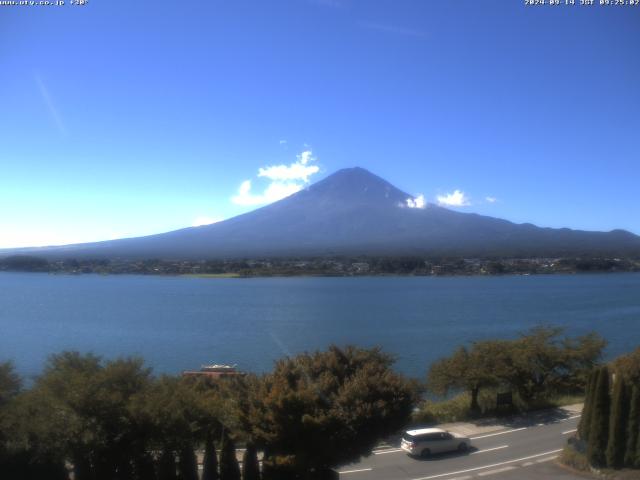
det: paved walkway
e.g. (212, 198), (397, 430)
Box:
(441, 403), (583, 438)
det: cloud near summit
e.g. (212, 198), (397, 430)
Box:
(232, 150), (320, 206)
(437, 190), (471, 207)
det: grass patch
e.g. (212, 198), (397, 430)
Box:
(413, 393), (473, 424)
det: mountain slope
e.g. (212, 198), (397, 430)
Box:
(4, 167), (640, 259)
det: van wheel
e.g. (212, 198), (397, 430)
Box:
(421, 448), (431, 457)
(458, 443), (468, 452)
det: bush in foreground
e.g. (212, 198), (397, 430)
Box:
(248, 346), (420, 477)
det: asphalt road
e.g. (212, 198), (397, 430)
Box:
(338, 412), (585, 480)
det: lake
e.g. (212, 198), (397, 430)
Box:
(1, 272), (639, 380)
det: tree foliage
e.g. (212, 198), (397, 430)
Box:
(201, 433), (219, 480)
(587, 366), (610, 468)
(578, 369), (597, 441)
(248, 345), (419, 475)
(613, 347), (640, 385)
(606, 376), (629, 468)
(427, 344), (501, 414)
(628, 386), (640, 468)
(427, 327), (605, 412)
(242, 443), (260, 480)
(0, 361), (21, 406)
(219, 432), (241, 480)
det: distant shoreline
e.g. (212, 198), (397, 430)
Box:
(1, 254), (639, 278)
(2, 270), (640, 281)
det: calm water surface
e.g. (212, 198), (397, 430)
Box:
(1, 272), (639, 380)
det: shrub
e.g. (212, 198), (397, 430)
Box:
(561, 444), (590, 471)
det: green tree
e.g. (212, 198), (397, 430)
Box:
(428, 328), (605, 413)
(578, 369), (597, 441)
(132, 451), (157, 480)
(202, 433), (219, 480)
(613, 347), (640, 385)
(242, 444), (260, 480)
(587, 366), (610, 468)
(503, 327), (604, 403)
(606, 376), (629, 468)
(0, 361), (21, 406)
(427, 342), (504, 414)
(29, 352), (154, 480)
(250, 345), (419, 476)
(636, 416), (640, 469)
(0, 383), (72, 480)
(157, 449), (177, 480)
(219, 432), (241, 480)
(624, 386), (640, 468)
(33, 351), (103, 479)
(0, 361), (22, 474)
(178, 445), (198, 480)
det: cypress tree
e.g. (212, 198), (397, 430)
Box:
(202, 434), (219, 480)
(242, 444), (260, 480)
(636, 412), (640, 469)
(579, 369), (597, 441)
(260, 451), (275, 480)
(219, 433), (241, 480)
(132, 452), (157, 480)
(73, 454), (93, 480)
(587, 366), (611, 468)
(606, 376), (629, 468)
(177, 445), (198, 480)
(633, 410), (640, 468)
(157, 449), (177, 480)
(624, 386), (640, 468)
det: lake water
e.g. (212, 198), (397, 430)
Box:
(1, 272), (639, 380)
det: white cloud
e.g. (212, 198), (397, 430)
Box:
(257, 150), (319, 182)
(406, 194), (426, 209)
(437, 190), (471, 207)
(485, 196), (497, 203)
(232, 150), (320, 206)
(192, 216), (223, 227)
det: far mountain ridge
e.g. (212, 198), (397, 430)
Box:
(3, 167), (640, 259)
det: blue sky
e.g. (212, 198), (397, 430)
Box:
(1, 0), (639, 248)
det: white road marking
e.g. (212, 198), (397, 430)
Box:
(477, 466), (517, 476)
(470, 427), (527, 440)
(521, 461), (534, 467)
(373, 448), (404, 455)
(338, 468), (373, 474)
(535, 455), (558, 463)
(448, 476), (473, 480)
(410, 449), (563, 480)
(470, 445), (509, 455)
(565, 415), (581, 420)
(562, 429), (577, 435)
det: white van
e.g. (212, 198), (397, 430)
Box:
(400, 428), (471, 457)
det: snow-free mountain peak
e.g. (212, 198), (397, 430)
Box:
(3, 167), (639, 259)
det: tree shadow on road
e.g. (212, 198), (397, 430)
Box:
(408, 446), (478, 462)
